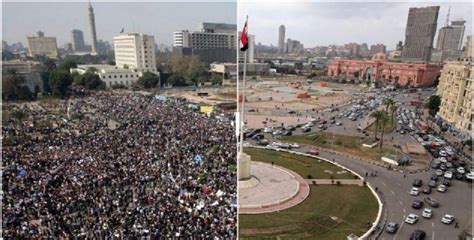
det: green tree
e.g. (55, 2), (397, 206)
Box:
(370, 111), (382, 141)
(57, 59), (77, 71)
(49, 69), (73, 97)
(378, 111), (390, 150)
(390, 105), (398, 123)
(426, 95), (441, 117)
(2, 69), (34, 101)
(74, 72), (105, 90)
(135, 72), (160, 89)
(167, 74), (186, 86)
(211, 74), (223, 85)
(383, 97), (395, 112)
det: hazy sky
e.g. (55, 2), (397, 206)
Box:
(238, 1), (473, 50)
(2, 1), (237, 47)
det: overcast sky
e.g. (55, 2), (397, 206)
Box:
(238, 1), (473, 50)
(2, 1), (236, 47)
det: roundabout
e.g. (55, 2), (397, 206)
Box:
(238, 162), (310, 214)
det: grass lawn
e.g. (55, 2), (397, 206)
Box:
(282, 132), (397, 162)
(244, 148), (355, 179)
(366, 118), (396, 133)
(239, 185), (378, 239)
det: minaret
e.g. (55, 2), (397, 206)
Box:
(88, 1), (98, 54)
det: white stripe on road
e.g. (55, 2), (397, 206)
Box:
(432, 231), (435, 240)
(432, 222), (435, 227)
(394, 215), (406, 240)
(390, 190), (395, 195)
(403, 208), (406, 213)
(399, 200), (403, 206)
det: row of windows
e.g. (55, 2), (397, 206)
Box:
(109, 80), (130, 86)
(103, 74), (140, 79)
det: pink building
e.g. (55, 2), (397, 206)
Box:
(327, 53), (442, 87)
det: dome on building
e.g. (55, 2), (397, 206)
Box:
(372, 52), (387, 61)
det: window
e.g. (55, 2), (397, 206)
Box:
(109, 76), (112, 79)
(120, 75), (123, 78)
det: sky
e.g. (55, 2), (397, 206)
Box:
(238, 1), (473, 50)
(2, 1), (237, 47)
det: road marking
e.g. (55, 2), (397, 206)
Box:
(403, 208), (406, 213)
(390, 190), (395, 195)
(432, 231), (435, 240)
(394, 216), (405, 240)
(432, 222), (434, 227)
(382, 181), (386, 186)
(399, 200), (403, 206)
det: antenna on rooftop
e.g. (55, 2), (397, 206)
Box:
(445, 6), (450, 27)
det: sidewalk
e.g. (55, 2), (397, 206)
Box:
(305, 178), (364, 186)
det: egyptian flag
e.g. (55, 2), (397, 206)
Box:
(240, 17), (248, 51)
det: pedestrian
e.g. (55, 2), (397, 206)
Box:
(403, 173), (406, 178)
(455, 222), (459, 228)
(271, 161), (274, 166)
(375, 187), (378, 192)
(365, 172), (368, 177)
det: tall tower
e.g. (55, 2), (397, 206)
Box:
(88, 1), (98, 54)
(278, 25), (285, 53)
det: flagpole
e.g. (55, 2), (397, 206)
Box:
(240, 49), (247, 153)
(236, 32), (240, 153)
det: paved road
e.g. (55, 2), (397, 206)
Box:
(245, 88), (472, 239)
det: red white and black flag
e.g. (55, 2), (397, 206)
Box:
(240, 16), (248, 51)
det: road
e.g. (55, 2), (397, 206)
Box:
(245, 88), (472, 239)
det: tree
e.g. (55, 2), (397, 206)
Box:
(427, 95), (441, 117)
(383, 97), (395, 112)
(390, 105), (398, 123)
(211, 74), (223, 85)
(168, 55), (206, 85)
(49, 69), (73, 97)
(74, 72), (105, 90)
(167, 74), (186, 86)
(2, 69), (34, 101)
(135, 72), (160, 89)
(57, 59), (77, 71)
(370, 111), (382, 141)
(378, 111), (390, 150)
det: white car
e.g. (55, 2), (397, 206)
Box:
(336, 121), (343, 126)
(439, 150), (448, 157)
(410, 187), (420, 196)
(290, 143), (300, 149)
(435, 169), (444, 176)
(438, 157), (447, 163)
(405, 214), (419, 224)
(422, 208), (433, 218)
(441, 214), (455, 224)
(264, 127), (273, 133)
(457, 167), (465, 174)
(444, 171), (453, 179)
(437, 184), (447, 193)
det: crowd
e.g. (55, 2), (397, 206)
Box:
(2, 91), (237, 238)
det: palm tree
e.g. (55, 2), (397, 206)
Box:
(378, 111), (390, 150)
(383, 97), (395, 112)
(390, 105), (398, 125)
(370, 111), (382, 141)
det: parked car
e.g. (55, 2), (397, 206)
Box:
(430, 174), (438, 181)
(256, 139), (269, 146)
(410, 187), (420, 196)
(435, 169), (444, 176)
(428, 180), (437, 188)
(422, 208), (433, 218)
(302, 126), (311, 133)
(424, 197), (439, 208)
(410, 230), (426, 240)
(412, 200), (423, 209)
(405, 214), (419, 224)
(413, 179), (423, 187)
(386, 222), (398, 234)
(441, 214), (455, 224)
(442, 178), (451, 187)
(437, 184), (447, 193)
(444, 171), (453, 179)
(457, 167), (466, 174)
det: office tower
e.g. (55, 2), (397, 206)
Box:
(27, 31), (58, 58)
(370, 44), (387, 56)
(71, 29), (86, 52)
(278, 25), (285, 53)
(401, 6), (440, 62)
(88, 2), (98, 54)
(113, 33), (157, 71)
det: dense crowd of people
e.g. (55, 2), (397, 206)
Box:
(2, 91), (237, 238)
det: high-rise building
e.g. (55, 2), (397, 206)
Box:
(370, 44), (386, 56)
(113, 33), (157, 71)
(434, 19), (466, 62)
(88, 2), (98, 54)
(173, 22), (237, 63)
(27, 31), (58, 58)
(344, 42), (360, 58)
(360, 43), (370, 58)
(71, 29), (87, 52)
(465, 35), (473, 58)
(278, 25), (285, 53)
(401, 6), (440, 62)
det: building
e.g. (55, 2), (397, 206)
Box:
(369, 44), (386, 56)
(71, 29), (87, 52)
(88, 2), (98, 54)
(401, 6), (440, 62)
(360, 43), (370, 58)
(173, 22), (237, 63)
(210, 62), (270, 80)
(278, 25), (285, 53)
(114, 33), (157, 71)
(327, 53), (442, 87)
(2, 60), (44, 94)
(434, 19), (466, 62)
(436, 57), (473, 139)
(344, 43), (360, 58)
(465, 35), (473, 58)
(27, 31), (58, 58)
(71, 32), (158, 88)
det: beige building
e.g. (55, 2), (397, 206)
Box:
(436, 56), (473, 139)
(27, 31), (58, 58)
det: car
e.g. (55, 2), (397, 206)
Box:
(410, 187), (420, 196)
(437, 184), (447, 193)
(442, 178), (451, 187)
(301, 127), (311, 133)
(440, 163), (447, 171)
(457, 167), (466, 174)
(439, 150), (447, 157)
(446, 162), (453, 169)
(336, 121), (343, 126)
(412, 200), (423, 209)
(290, 143), (300, 148)
(256, 139), (269, 146)
(272, 130), (282, 136)
(438, 157), (447, 163)
(455, 172), (464, 180)
(413, 179), (423, 187)
(422, 208), (433, 218)
(431, 162), (440, 169)
(428, 180), (437, 188)
(422, 187), (432, 194)
(281, 130), (292, 136)
(444, 171), (453, 179)
(405, 214), (419, 224)
(424, 197), (439, 208)
(386, 222), (398, 234)
(466, 172), (474, 182)
(264, 127), (273, 133)
(435, 169), (444, 176)
(252, 134), (264, 140)
(288, 110), (296, 114)
(410, 230), (426, 240)
(306, 149), (319, 156)
(441, 214), (455, 224)
(285, 125), (296, 131)
(318, 124), (324, 129)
